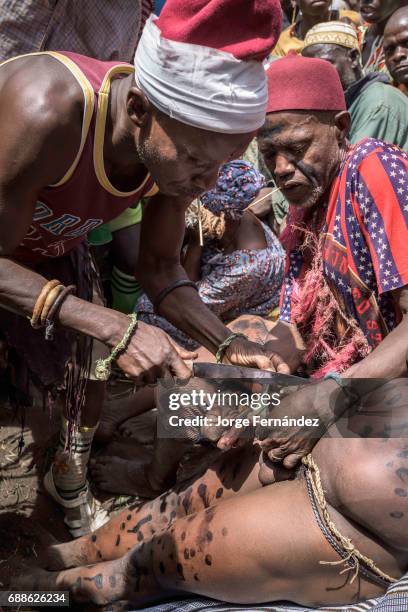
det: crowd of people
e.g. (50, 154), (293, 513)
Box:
(0, 0), (407, 609)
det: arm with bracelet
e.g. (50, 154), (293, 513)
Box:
(0, 79), (191, 385)
(137, 193), (290, 372)
(221, 287), (408, 464)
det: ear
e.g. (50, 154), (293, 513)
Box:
(349, 48), (361, 70)
(334, 110), (351, 142)
(127, 86), (152, 127)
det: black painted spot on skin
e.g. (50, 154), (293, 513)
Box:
(182, 487), (193, 515)
(194, 573), (200, 581)
(127, 514), (132, 521)
(205, 507), (216, 522)
(115, 535), (121, 547)
(176, 563), (186, 581)
(181, 532), (186, 541)
(109, 575), (117, 588)
(127, 514), (153, 534)
(197, 483), (209, 508)
(397, 468), (408, 484)
(206, 531), (213, 542)
(205, 554), (212, 566)
(170, 510), (177, 521)
(390, 511), (404, 518)
(91, 535), (97, 543)
(215, 488), (224, 499)
(221, 527), (228, 537)
(398, 450), (408, 459)
(137, 531), (144, 542)
(190, 548), (196, 557)
(130, 561), (149, 594)
(121, 523), (126, 530)
(159, 562), (165, 574)
(184, 548), (190, 560)
(233, 319), (250, 332)
(150, 527), (156, 535)
(386, 461), (394, 468)
(160, 497), (167, 514)
(395, 488), (408, 497)
(84, 573), (103, 589)
(232, 462), (241, 480)
(97, 550), (102, 559)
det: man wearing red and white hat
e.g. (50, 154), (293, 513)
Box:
(0, 0), (282, 537)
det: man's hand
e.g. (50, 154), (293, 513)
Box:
(115, 321), (196, 385)
(218, 380), (340, 464)
(224, 337), (290, 373)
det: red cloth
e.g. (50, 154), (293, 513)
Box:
(156, 0), (282, 61)
(266, 53), (346, 112)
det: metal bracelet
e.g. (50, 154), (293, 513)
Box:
(323, 371), (361, 406)
(153, 280), (198, 312)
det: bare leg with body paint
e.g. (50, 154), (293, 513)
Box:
(17, 434), (408, 608)
(45, 444), (261, 571)
(27, 382), (408, 608)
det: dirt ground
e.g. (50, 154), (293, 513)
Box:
(0, 382), (150, 605)
(0, 393), (69, 591)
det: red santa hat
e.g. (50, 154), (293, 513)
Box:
(134, 0), (282, 134)
(266, 53), (346, 113)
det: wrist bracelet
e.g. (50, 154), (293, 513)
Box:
(94, 313), (138, 381)
(324, 371), (360, 406)
(216, 332), (248, 364)
(153, 280), (198, 312)
(45, 285), (76, 341)
(31, 279), (61, 329)
(41, 284), (64, 326)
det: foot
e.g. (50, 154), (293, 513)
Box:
(117, 411), (157, 445)
(90, 457), (162, 498)
(12, 561), (128, 607)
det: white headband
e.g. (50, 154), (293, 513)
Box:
(134, 15), (268, 134)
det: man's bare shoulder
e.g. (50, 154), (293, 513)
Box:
(0, 54), (84, 184)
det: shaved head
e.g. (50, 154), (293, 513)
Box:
(384, 6), (408, 85)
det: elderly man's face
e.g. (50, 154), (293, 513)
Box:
(360, 0), (403, 24)
(258, 111), (349, 209)
(384, 9), (408, 85)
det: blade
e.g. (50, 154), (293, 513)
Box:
(192, 362), (308, 385)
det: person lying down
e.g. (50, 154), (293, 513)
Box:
(15, 379), (408, 609)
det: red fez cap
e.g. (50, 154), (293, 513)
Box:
(156, 0), (282, 61)
(266, 53), (346, 112)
